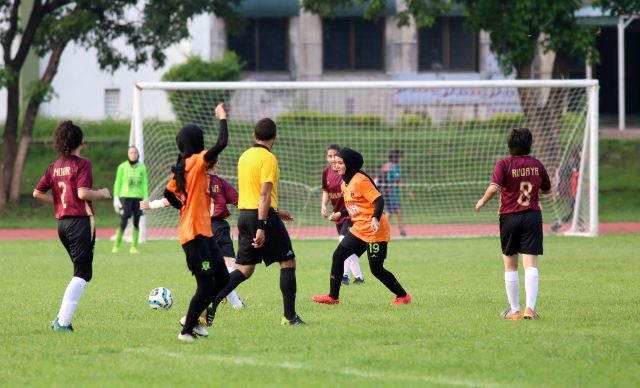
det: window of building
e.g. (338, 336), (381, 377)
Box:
(418, 17), (477, 72)
(227, 18), (288, 71)
(323, 17), (384, 71)
(104, 88), (120, 118)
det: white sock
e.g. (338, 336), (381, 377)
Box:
(226, 267), (243, 307)
(504, 271), (520, 313)
(343, 255), (350, 279)
(525, 267), (539, 311)
(57, 277), (87, 326)
(348, 254), (362, 279)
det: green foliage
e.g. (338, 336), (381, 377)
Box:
(462, 0), (598, 74)
(161, 53), (243, 126)
(301, 0), (450, 28)
(397, 114), (433, 130)
(599, 138), (640, 222)
(1, 237), (639, 386)
(0, 66), (18, 88)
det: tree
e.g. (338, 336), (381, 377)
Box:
(0, 0), (242, 208)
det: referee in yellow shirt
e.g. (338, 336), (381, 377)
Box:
(207, 117), (304, 326)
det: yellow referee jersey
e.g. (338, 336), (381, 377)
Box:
(237, 145), (279, 210)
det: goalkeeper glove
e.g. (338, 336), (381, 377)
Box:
(113, 197), (122, 214)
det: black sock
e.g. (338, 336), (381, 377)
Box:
(280, 267), (297, 320)
(182, 275), (215, 334)
(369, 258), (407, 297)
(212, 269), (246, 311)
(329, 245), (351, 299)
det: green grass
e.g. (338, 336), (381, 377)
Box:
(1, 237), (639, 387)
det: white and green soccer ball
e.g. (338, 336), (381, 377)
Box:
(148, 287), (173, 309)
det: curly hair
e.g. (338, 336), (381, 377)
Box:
(53, 120), (83, 156)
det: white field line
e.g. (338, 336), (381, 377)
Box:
(125, 348), (499, 387)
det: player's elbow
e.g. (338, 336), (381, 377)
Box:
(32, 190), (39, 199)
(77, 189), (89, 201)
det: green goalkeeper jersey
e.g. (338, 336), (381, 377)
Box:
(113, 161), (149, 199)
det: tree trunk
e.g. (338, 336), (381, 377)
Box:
(9, 41), (67, 203)
(0, 80), (20, 208)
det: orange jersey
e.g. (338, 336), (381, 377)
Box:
(342, 172), (390, 242)
(166, 150), (213, 244)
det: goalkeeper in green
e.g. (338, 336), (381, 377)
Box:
(112, 146), (148, 254)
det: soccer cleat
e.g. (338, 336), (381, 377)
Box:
(353, 277), (365, 285)
(233, 301), (246, 309)
(523, 307), (541, 320)
(391, 292), (412, 305)
(311, 294), (340, 304)
(341, 275), (350, 285)
(51, 317), (73, 333)
(281, 315), (306, 326)
(129, 246), (140, 254)
(500, 308), (523, 320)
(204, 306), (216, 327)
(180, 316), (209, 337)
(111, 246), (119, 254)
(400, 230), (407, 237)
(178, 332), (198, 342)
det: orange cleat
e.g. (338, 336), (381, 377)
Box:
(391, 293), (412, 305)
(523, 307), (541, 319)
(500, 308), (523, 320)
(312, 294), (339, 304)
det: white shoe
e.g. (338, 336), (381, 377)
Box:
(233, 301), (246, 309)
(180, 316), (209, 337)
(178, 332), (197, 342)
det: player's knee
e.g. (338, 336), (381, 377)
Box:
(74, 262), (92, 282)
(368, 258), (385, 277)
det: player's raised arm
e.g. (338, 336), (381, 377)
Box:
(204, 103), (229, 163)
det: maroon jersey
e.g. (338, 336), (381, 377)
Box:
(35, 155), (94, 219)
(491, 155), (551, 214)
(322, 165), (347, 225)
(208, 175), (238, 219)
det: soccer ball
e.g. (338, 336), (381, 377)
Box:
(148, 287), (173, 309)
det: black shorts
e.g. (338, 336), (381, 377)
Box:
(236, 208), (295, 266)
(58, 216), (95, 280)
(212, 218), (235, 258)
(336, 218), (353, 236)
(499, 210), (544, 256)
(340, 232), (388, 260)
(181, 234), (226, 276)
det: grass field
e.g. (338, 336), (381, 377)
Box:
(1, 236), (638, 387)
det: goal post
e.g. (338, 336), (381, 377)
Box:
(131, 79), (599, 240)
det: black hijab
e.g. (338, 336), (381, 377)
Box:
(337, 147), (364, 185)
(176, 124), (205, 158)
(171, 124), (205, 198)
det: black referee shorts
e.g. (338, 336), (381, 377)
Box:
(181, 234), (226, 276)
(236, 208), (295, 266)
(212, 218), (236, 258)
(499, 210), (544, 256)
(58, 216), (95, 281)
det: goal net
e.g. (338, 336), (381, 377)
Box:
(131, 80), (598, 240)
